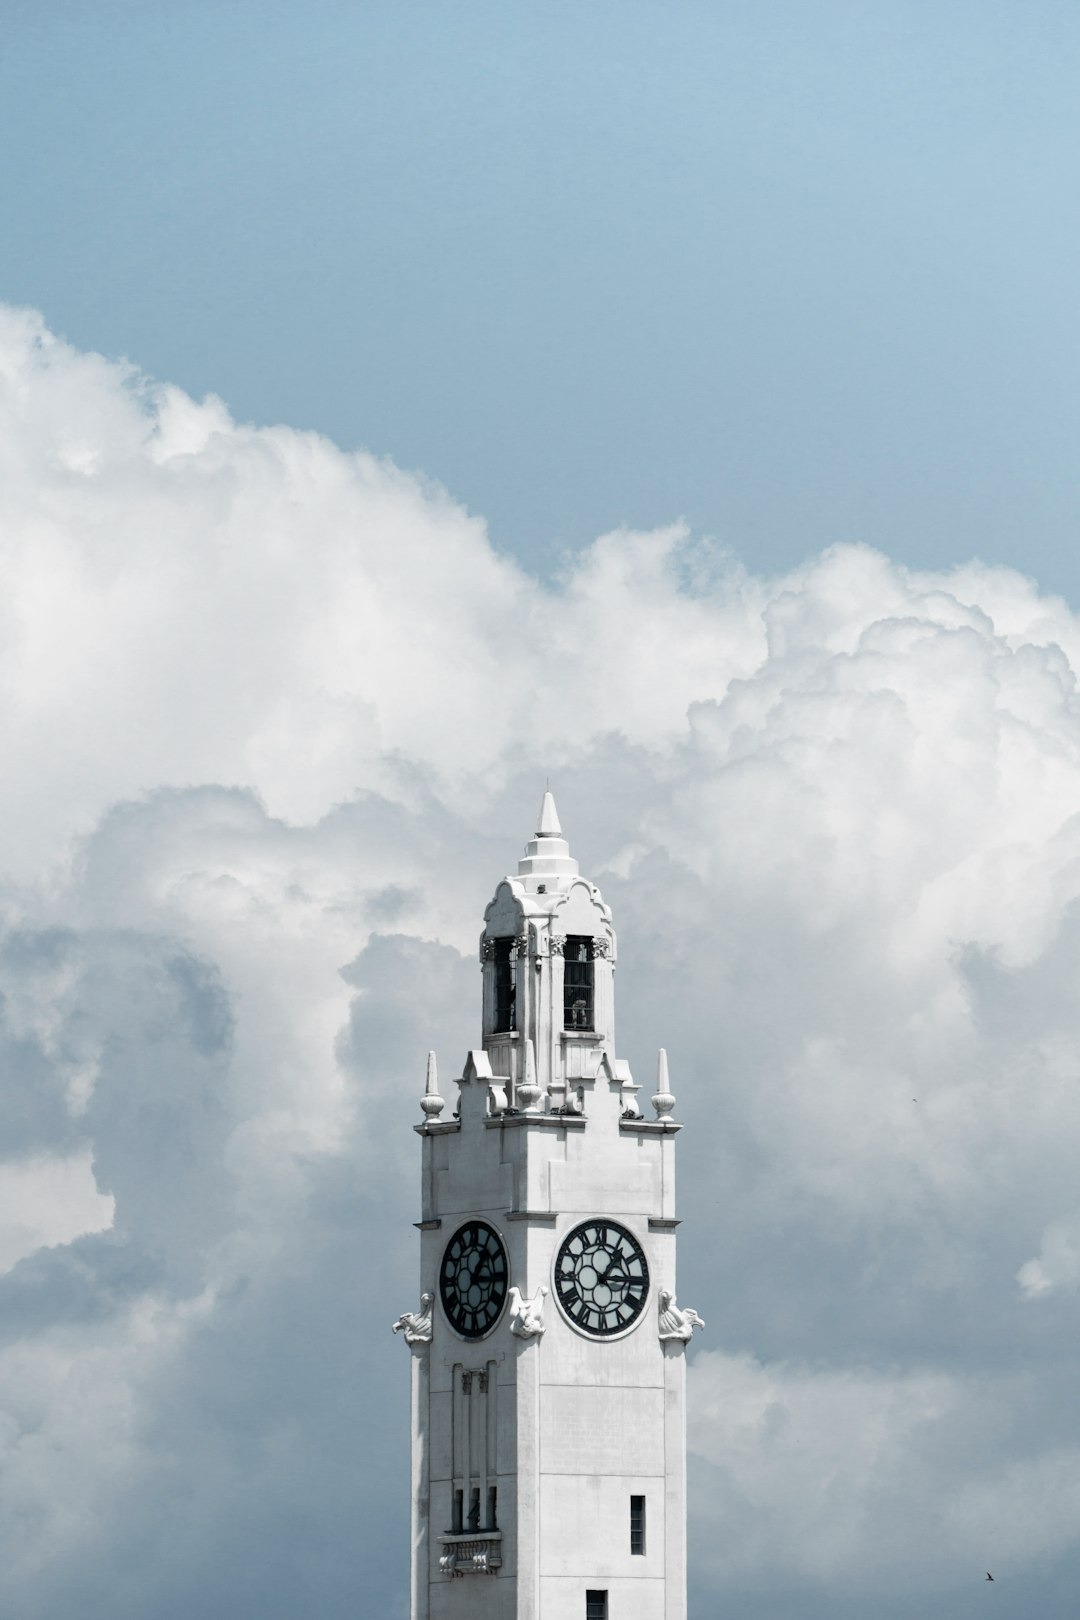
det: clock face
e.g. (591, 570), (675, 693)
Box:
(554, 1220), (650, 1336)
(439, 1220), (508, 1339)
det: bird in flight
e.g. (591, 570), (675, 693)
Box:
(986, 1572), (994, 1582)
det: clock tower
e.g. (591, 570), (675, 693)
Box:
(394, 794), (701, 1620)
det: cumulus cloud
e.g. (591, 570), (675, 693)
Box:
(3, 305), (1080, 1617)
(0, 1150), (113, 1272)
(689, 1349), (1080, 1595)
(1017, 1215), (1080, 1298)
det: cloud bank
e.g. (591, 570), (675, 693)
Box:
(3, 305), (1080, 1618)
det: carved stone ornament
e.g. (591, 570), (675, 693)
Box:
(590, 936), (613, 960)
(391, 1292), (434, 1345)
(657, 1287), (704, 1344)
(514, 932), (530, 959)
(439, 1537), (503, 1577)
(480, 938), (496, 962)
(548, 933), (566, 956)
(508, 1284), (548, 1339)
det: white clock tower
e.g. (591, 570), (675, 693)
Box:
(394, 795), (702, 1620)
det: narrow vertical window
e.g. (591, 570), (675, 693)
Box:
(630, 1494), (646, 1554)
(493, 937), (516, 1032)
(452, 1488), (463, 1534)
(487, 1485), (498, 1530)
(585, 1592), (608, 1620)
(563, 935), (594, 1029)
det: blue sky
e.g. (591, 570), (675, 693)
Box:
(4, 0), (1079, 586)
(5, 8), (1080, 1620)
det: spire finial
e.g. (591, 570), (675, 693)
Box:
(420, 1050), (445, 1120)
(517, 1038), (542, 1111)
(536, 789), (562, 838)
(517, 786), (578, 880)
(652, 1048), (676, 1122)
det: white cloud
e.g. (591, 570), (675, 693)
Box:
(0, 1151), (113, 1273)
(1017, 1214), (1080, 1298)
(689, 1351), (1080, 1593)
(3, 306), (1080, 1616)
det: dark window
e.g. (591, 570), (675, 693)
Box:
(563, 936), (594, 1030)
(452, 1488), (463, 1534)
(487, 1485), (498, 1530)
(585, 1593), (608, 1620)
(493, 937), (516, 1032)
(630, 1494), (646, 1555)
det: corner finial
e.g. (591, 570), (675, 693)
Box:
(652, 1048), (676, 1121)
(517, 1038), (542, 1111)
(420, 1050), (445, 1119)
(536, 789), (562, 838)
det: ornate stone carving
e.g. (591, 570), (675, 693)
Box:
(392, 1292), (434, 1344)
(513, 931), (530, 959)
(548, 933), (566, 956)
(657, 1288), (704, 1344)
(480, 938), (496, 962)
(439, 1536), (503, 1576)
(590, 936), (613, 960)
(508, 1284), (548, 1338)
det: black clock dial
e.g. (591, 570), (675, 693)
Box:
(554, 1220), (649, 1336)
(439, 1220), (508, 1339)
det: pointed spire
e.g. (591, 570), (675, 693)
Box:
(536, 789), (562, 838)
(420, 1050), (445, 1119)
(518, 787), (578, 882)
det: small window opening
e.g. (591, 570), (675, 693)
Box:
(493, 937), (516, 1032)
(452, 1488), (464, 1534)
(467, 1486), (481, 1531)
(630, 1494), (646, 1555)
(487, 1485), (498, 1530)
(585, 1592), (608, 1620)
(563, 935), (594, 1030)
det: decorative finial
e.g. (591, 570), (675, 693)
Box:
(651, 1048), (676, 1121)
(420, 1050), (445, 1119)
(536, 789), (562, 838)
(517, 1038), (542, 1111)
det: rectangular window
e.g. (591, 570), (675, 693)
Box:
(487, 1485), (498, 1531)
(563, 935), (594, 1030)
(493, 937), (516, 1032)
(585, 1593), (608, 1620)
(452, 1488), (463, 1534)
(630, 1494), (646, 1554)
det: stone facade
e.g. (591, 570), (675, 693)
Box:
(399, 795), (699, 1620)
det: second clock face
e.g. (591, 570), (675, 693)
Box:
(554, 1220), (650, 1336)
(439, 1220), (508, 1338)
